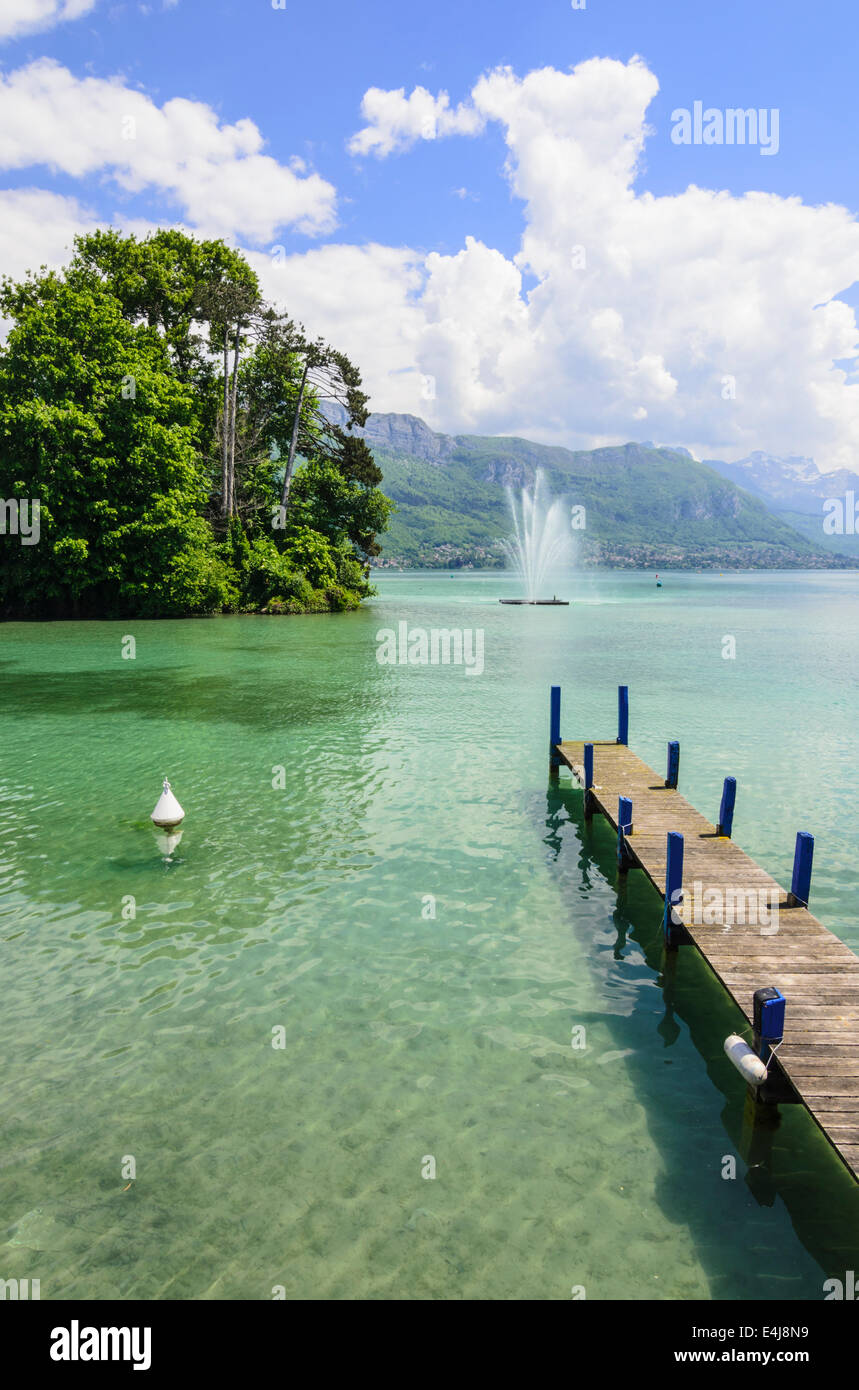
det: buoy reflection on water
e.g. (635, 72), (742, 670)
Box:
(152, 825), (183, 862)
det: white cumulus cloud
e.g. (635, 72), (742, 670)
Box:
(348, 85), (485, 157)
(0, 60), (337, 244)
(3, 53), (858, 471)
(326, 58), (859, 468)
(248, 241), (428, 412)
(0, 0), (97, 42)
(0, 188), (100, 284)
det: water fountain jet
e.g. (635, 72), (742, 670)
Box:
(499, 470), (572, 604)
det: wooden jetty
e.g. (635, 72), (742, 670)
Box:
(550, 685), (859, 1183)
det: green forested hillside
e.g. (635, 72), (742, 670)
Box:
(769, 509), (859, 559)
(361, 418), (854, 568)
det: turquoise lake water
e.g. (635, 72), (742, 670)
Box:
(1, 569), (858, 1299)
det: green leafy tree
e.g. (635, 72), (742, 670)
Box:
(0, 229), (390, 619)
(0, 271), (232, 617)
(289, 456), (393, 569)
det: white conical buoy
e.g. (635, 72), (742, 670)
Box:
(151, 777), (184, 829)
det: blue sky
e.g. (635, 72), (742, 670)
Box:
(1, 0), (858, 466)
(7, 0), (855, 254)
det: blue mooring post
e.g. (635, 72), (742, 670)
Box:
(753, 986), (786, 1067)
(617, 685), (629, 745)
(549, 686), (561, 772)
(583, 742), (594, 819)
(584, 743), (594, 790)
(789, 831), (814, 907)
(665, 740), (680, 789)
(663, 831), (684, 946)
(617, 796), (633, 870)
(550, 686), (561, 746)
(717, 776), (737, 838)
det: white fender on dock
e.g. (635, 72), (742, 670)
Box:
(151, 777), (184, 829)
(723, 1033), (768, 1086)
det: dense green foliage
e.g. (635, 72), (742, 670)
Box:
(0, 230), (392, 618)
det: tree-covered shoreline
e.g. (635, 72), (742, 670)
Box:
(0, 230), (392, 620)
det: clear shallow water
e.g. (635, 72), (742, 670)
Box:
(0, 569), (857, 1300)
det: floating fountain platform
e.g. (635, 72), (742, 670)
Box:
(499, 598), (569, 605)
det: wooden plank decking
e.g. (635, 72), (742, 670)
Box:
(555, 737), (859, 1182)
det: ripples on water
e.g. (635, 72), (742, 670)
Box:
(0, 571), (858, 1298)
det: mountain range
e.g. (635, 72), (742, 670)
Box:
(327, 408), (858, 569)
(701, 451), (859, 559)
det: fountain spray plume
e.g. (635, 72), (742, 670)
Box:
(502, 469), (574, 602)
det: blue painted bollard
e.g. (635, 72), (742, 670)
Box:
(617, 796), (633, 870)
(617, 685), (629, 746)
(717, 776), (737, 838)
(789, 831), (814, 908)
(663, 831), (685, 945)
(550, 685), (561, 745)
(753, 986), (786, 1067)
(665, 740), (680, 789)
(549, 686), (561, 771)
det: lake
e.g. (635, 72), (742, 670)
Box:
(1, 568), (858, 1299)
